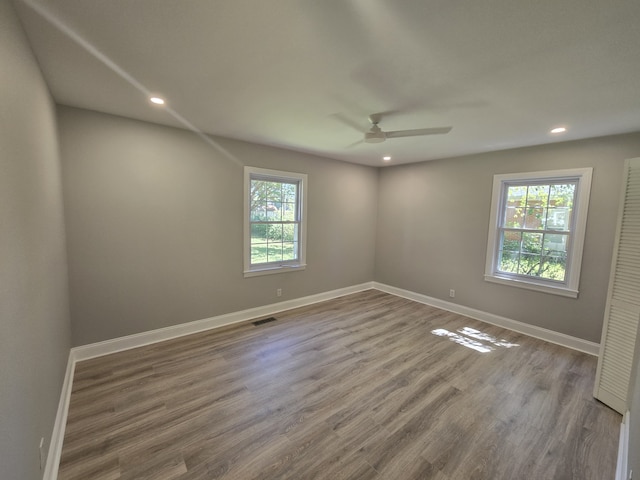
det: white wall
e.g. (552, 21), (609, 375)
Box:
(58, 106), (378, 346)
(0, 1), (71, 478)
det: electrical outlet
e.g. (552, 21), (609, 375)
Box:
(449, 289), (455, 298)
(276, 288), (282, 297)
(39, 437), (45, 470)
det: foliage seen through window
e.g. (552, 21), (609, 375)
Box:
(498, 182), (576, 282)
(249, 179), (300, 265)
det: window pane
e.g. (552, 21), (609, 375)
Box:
(524, 205), (546, 229)
(548, 183), (575, 230)
(283, 183), (297, 202)
(251, 245), (267, 264)
(266, 203), (281, 221)
(287, 224), (300, 261)
(518, 253), (542, 276)
(540, 234), (567, 281)
(250, 207), (266, 222)
(501, 230), (521, 251)
(539, 254), (567, 281)
(267, 244), (283, 262)
(505, 186), (526, 228)
(543, 233), (568, 255)
(258, 181), (281, 222)
(521, 232), (543, 254)
(267, 224), (283, 242)
(282, 201), (297, 221)
(293, 224), (299, 244)
(524, 185), (549, 229)
(251, 224), (267, 243)
(549, 184), (575, 208)
(546, 207), (571, 230)
(282, 223), (295, 242)
(504, 205), (523, 228)
(527, 184), (549, 202)
(250, 180), (268, 221)
(498, 250), (519, 273)
(282, 242), (296, 261)
(265, 181), (282, 203)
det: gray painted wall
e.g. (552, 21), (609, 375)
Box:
(0, 1), (71, 479)
(57, 106), (378, 346)
(375, 133), (640, 343)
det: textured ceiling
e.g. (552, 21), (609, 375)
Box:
(14, 0), (640, 166)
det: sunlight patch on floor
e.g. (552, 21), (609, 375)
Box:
(431, 326), (519, 353)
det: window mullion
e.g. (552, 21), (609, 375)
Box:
(245, 166), (307, 276)
(501, 226), (570, 235)
(485, 168), (592, 297)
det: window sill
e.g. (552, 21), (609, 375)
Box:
(244, 263), (307, 278)
(484, 274), (578, 298)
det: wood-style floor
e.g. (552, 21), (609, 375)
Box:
(58, 290), (621, 480)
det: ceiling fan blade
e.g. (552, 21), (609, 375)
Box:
(345, 139), (364, 149)
(330, 113), (367, 133)
(385, 126), (452, 138)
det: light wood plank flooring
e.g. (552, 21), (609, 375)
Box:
(59, 290), (621, 479)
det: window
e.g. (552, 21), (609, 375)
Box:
(484, 168), (592, 297)
(244, 167), (307, 277)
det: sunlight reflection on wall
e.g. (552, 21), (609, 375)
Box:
(431, 326), (519, 353)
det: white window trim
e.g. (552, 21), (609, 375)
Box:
(484, 168), (593, 298)
(243, 166), (307, 278)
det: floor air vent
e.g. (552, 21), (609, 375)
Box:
(253, 317), (277, 326)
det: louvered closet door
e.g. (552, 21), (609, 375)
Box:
(594, 157), (640, 414)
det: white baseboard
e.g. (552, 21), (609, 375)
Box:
(70, 281), (600, 363)
(45, 282), (374, 479)
(45, 280), (601, 479)
(373, 282), (600, 356)
(616, 411), (630, 480)
(73, 282), (374, 361)
(42, 350), (76, 480)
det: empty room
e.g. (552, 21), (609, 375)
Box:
(3, 0), (640, 479)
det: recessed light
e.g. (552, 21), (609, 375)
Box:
(383, 156), (392, 161)
(149, 96), (165, 105)
(550, 127), (567, 134)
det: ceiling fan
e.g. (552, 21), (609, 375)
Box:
(361, 113), (452, 144)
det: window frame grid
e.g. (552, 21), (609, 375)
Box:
(497, 228), (572, 284)
(244, 167), (307, 277)
(496, 179), (577, 283)
(485, 168), (592, 298)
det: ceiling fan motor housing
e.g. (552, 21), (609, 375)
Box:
(365, 131), (386, 143)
